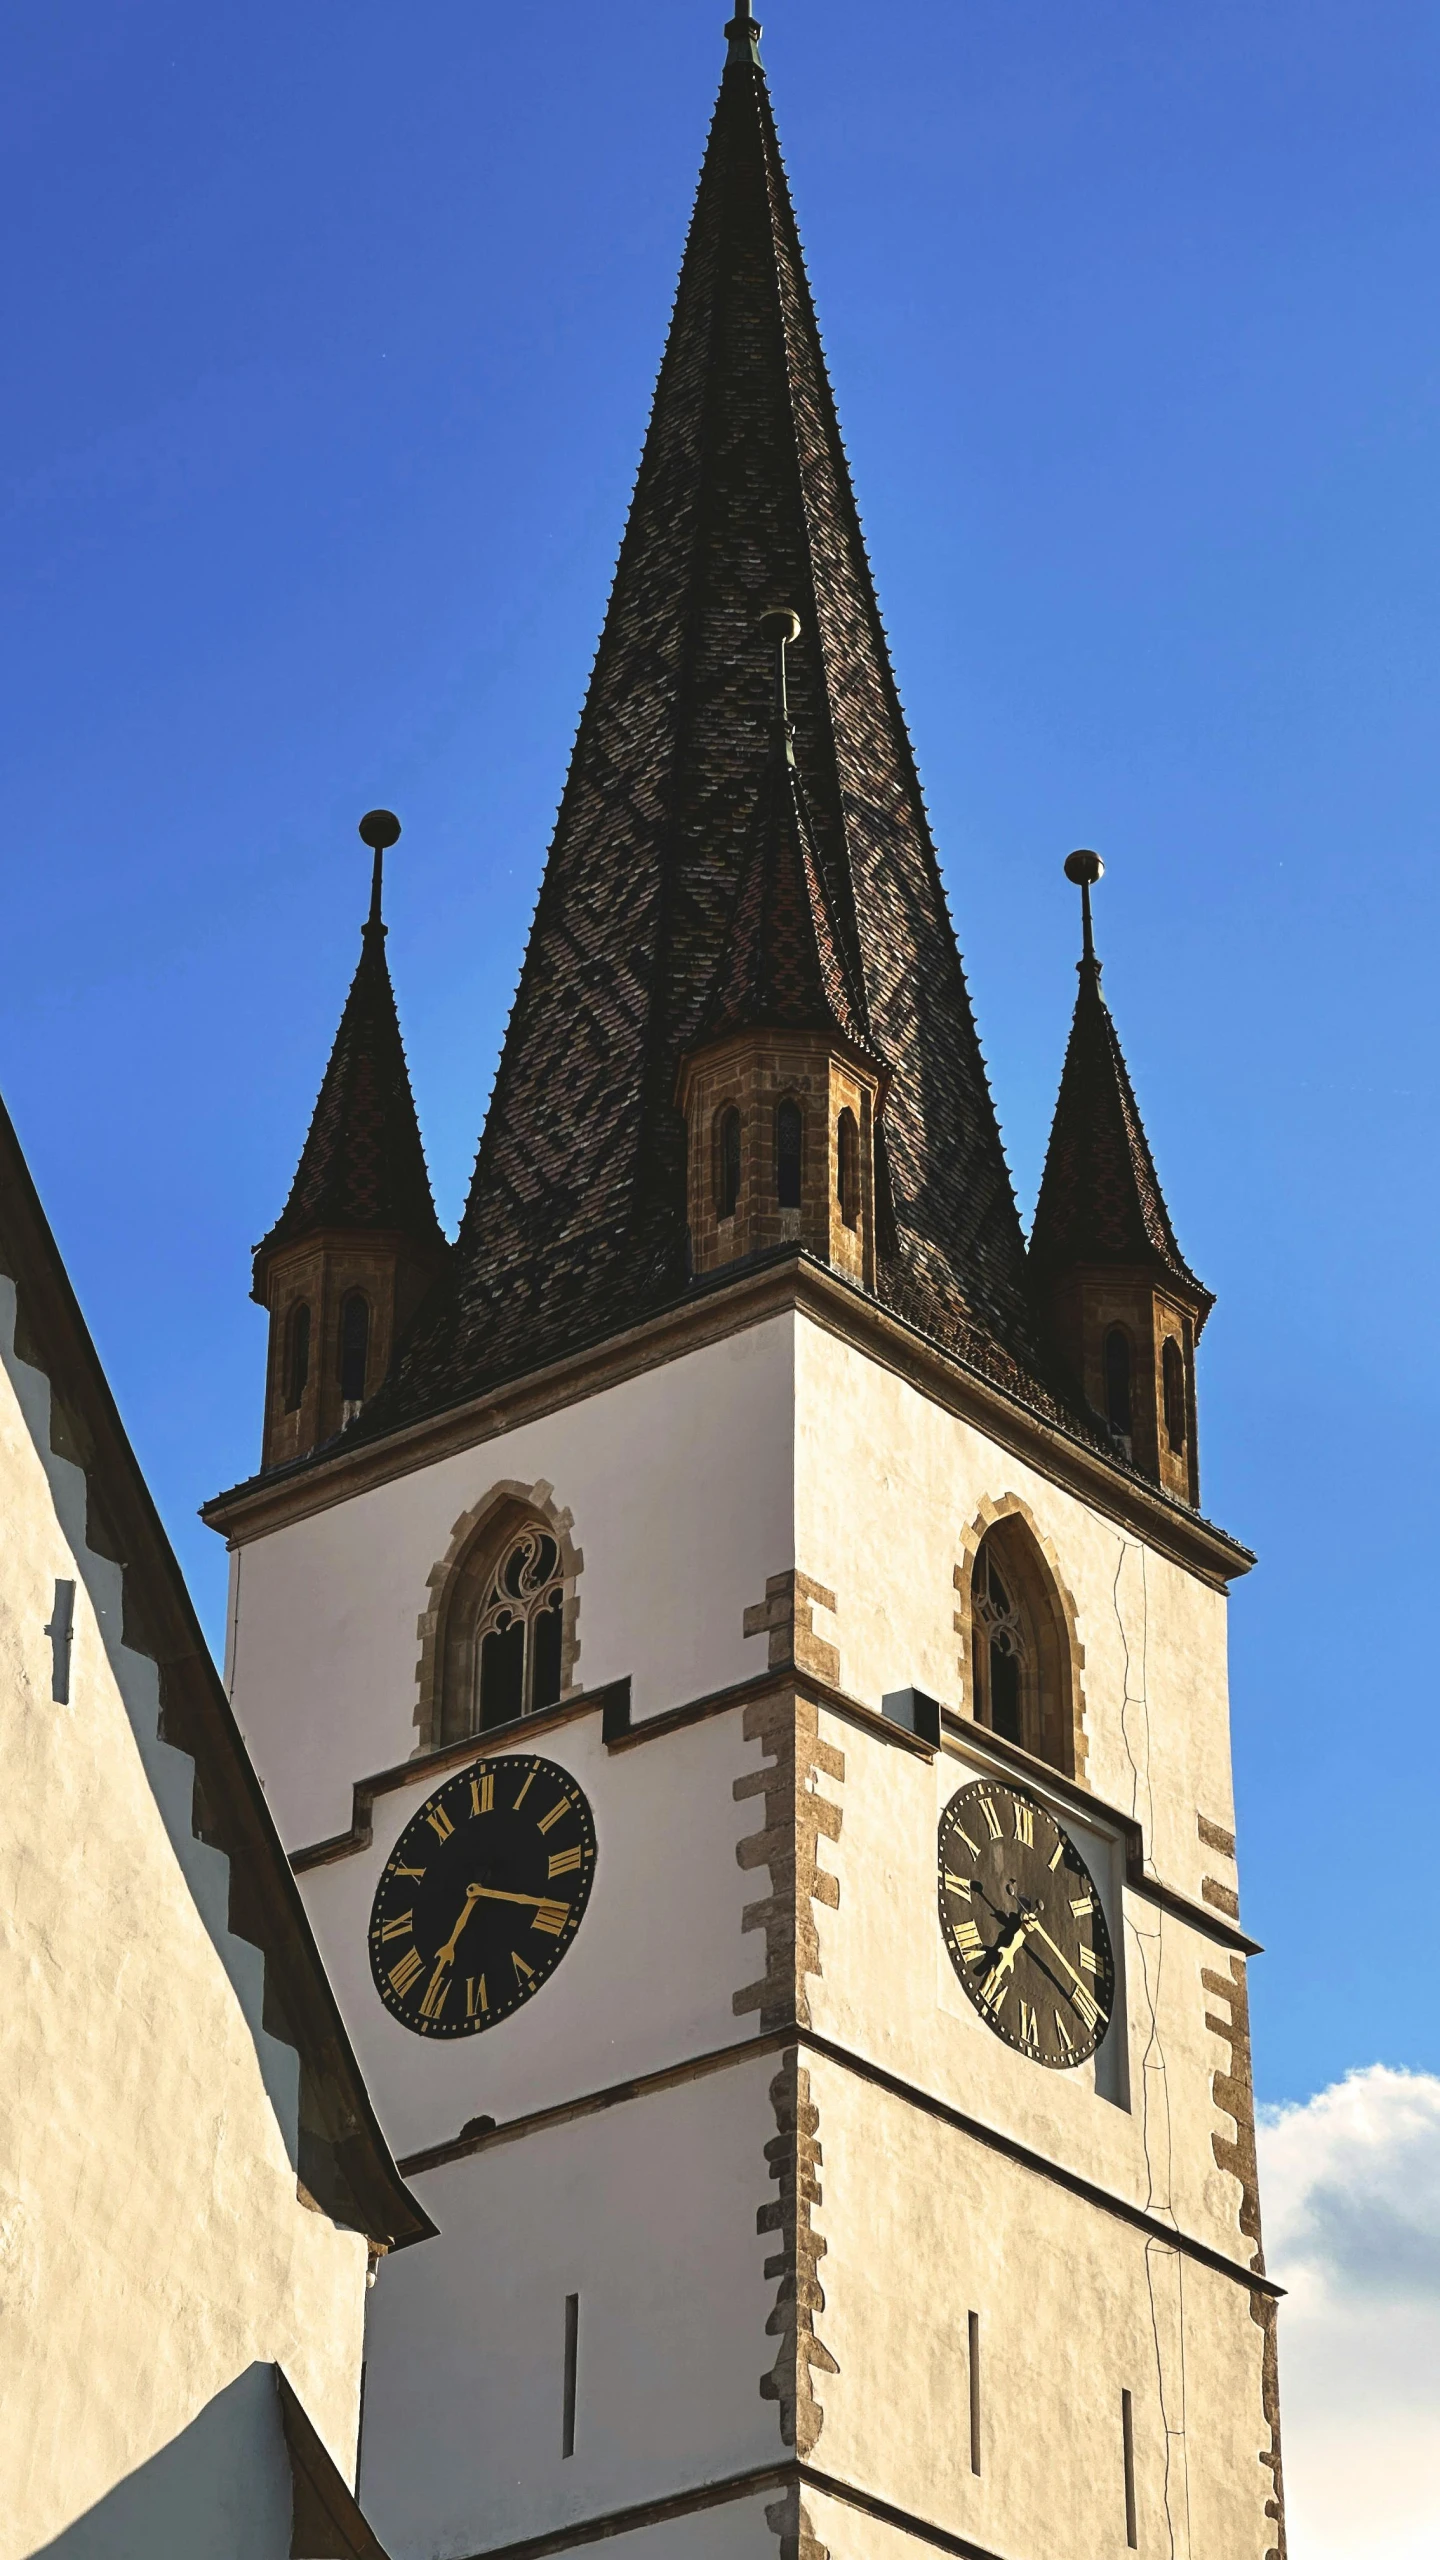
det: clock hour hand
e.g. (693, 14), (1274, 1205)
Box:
(1026, 1916), (1108, 2020)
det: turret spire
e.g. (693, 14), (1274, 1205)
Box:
(726, 1), (762, 67)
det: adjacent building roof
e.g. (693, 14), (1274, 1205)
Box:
(0, 1088), (433, 2256)
(253, 904), (446, 1303)
(1030, 939), (1212, 1319)
(364, 6), (1050, 1433)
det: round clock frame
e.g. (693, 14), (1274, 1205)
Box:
(368, 1751), (597, 2039)
(938, 1777), (1115, 2069)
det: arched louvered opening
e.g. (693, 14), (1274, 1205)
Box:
(776, 1100), (803, 1209)
(969, 1519), (1077, 1774)
(1162, 1336), (1187, 1454)
(715, 1107), (742, 1220)
(283, 1303), (311, 1413)
(836, 1107), (860, 1230)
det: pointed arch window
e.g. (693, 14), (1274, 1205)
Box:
(776, 1100), (803, 1209)
(1162, 1337), (1187, 1454)
(716, 1107), (742, 1220)
(283, 1303), (311, 1413)
(836, 1108), (860, 1230)
(969, 1520), (1076, 1773)
(1104, 1328), (1132, 1441)
(339, 1290), (370, 1411)
(437, 1511), (571, 1745)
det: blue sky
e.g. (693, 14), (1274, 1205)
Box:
(3, 0), (1437, 2113)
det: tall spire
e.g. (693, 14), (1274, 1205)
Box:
(1030, 855), (1207, 1300)
(253, 817), (444, 1293)
(382, 10), (1039, 1427)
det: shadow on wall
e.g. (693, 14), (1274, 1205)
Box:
(31, 2362), (381, 2560)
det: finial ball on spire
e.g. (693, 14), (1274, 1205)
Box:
(360, 809), (401, 852)
(1064, 848), (1103, 888)
(759, 607), (802, 645)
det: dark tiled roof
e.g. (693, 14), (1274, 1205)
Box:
(1030, 954), (1211, 1312)
(372, 22), (1051, 1431)
(700, 729), (868, 1051)
(254, 918), (445, 1296)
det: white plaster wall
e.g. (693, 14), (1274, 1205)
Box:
(809, 1707), (1254, 2265)
(795, 1315), (1239, 1907)
(361, 2063), (780, 2560)
(0, 1284), (368, 2556)
(808, 2054), (1273, 2560)
(230, 1316), (795, 1852)
(301, 1707), (762, 2160)
(535, 2504), (779, 2560)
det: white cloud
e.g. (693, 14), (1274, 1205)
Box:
(1258, 2067), (1440, 2560)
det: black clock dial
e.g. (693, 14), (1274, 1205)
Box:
(938, 1779), (1115, 2069)
(369, 1753), (596, 2038)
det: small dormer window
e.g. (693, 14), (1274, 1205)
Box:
(283, 1303), (311, 1412)
(716, 1107), (742, 1220)
(776, 1100), (803, 1208)
(1104, 1328), (1132, 1439)
(339, 1290), (370, 1410)
(836, 1108), (860, 1230)
(1162, 1336), (1187, 1454)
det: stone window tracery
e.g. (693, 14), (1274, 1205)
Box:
(430, 1500), (576, 1748)
(966, 1516), (1077, 1775)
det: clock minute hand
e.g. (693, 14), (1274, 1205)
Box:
(1027, 1916), (1108, 2017)
(466, 1885), (557, 1910)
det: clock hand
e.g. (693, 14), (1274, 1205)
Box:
(434, 1882), (485, 1968)
(978, 1910), (1038, 2006)
(465, 1885), (562, 1911)
(1026, 1916), (1108, 2017)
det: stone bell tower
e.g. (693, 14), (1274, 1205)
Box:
(209, 11), (1285, 2559)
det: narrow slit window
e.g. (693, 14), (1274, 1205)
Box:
(339, 1290), (370, 1408)
(836, 1107), (860, 1230)
(284, 1303), (311, 1412)
(562, 2294), (579, 2459)
(716, 1107), (742, 1220)
(1162, 1337), (1187, 1454)
(1104, 1327), (1132, 1438)
(967, 2310), (982, 2477)
(1122, 2387), (1138, 2548)
(776, 1100), (803, 1209)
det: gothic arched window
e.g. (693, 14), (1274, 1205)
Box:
(437, 1513), (569, 1744)
(836, 1108), (860, 1230)
(339, 1290), (370, 1409)
(1104, 1328), (1132, 1440)
(776, 1100), (803, 1209)
(716, 1107), (742, 1220)
(283, 1303), (311, 1413)
(1162, 1336), (1187, 1454)
(969, 1520), (1075, 1773)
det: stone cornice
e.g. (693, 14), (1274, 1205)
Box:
(204, 1257), (1253, 1591)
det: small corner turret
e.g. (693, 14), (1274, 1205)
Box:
(1030, 852), (1213, 1506)
(676, 611), (886, 1289)
(251, 812), (449, 1474)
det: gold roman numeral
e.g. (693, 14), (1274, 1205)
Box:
(512, 1768), (536, 1810)
(379, 1911), (413, 1943)
(1054, 2009), (1074, 2056)
(980, 1797), (1003, 1841)
(471, 1770), (494, 1816)
(1079, 1945), (1100, 1977)
(466, 1975), (489, 2018)
(1070, 1895), (1094, 1919)
(549, 1846), (583, 1878)
(1070, 1983), (1103, 2034)
(1018, 1999), (1040, 2048)
(392, 1862), (426, 1882)
(1012, 1800), (1034, 1846)
(1048, 1838), (1066, 1872)
(943, 1870), (972, 1902)
(512, 1950), (535, 1987)
(426, 1804), (455, 1843)
(388, 1946), (424, 1997)
(420, 1967), (451, 2021)
(954, 1826), (981, 1859)
(531, 1899), (569, 1937)
(980, 1968), (1012, 2015)
(537, 1799), (570, 1835)
(954, 1920), (985, 1963)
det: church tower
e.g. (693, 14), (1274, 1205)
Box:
(209, 14), (1285, 2560)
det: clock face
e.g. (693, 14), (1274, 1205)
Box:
(938, 1778), (1115, 2069)
(369, 1752), (597, 2038)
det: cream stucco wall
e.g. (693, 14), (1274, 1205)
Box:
(0, 1282), (369, 2558)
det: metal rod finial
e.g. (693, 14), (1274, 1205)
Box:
(1063, 848), (1104, 970)
(758, 607), (802, 757)
(359, 808), (401, 929)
